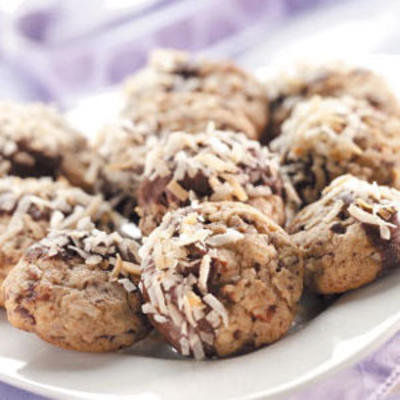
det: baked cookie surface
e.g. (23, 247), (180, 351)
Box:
(289, 175), (400, 294)
(0, 176), (120, 295)
(3, 222), (149, 352)
(137, 128), (285, 235)
(0, 101), (89, 187)
(271, 95), (400, 205)
(265, 64), (400, 142)
(123, 49), (268, 140)
(89, 120), (157, 217)
(140, 202), (303, 359)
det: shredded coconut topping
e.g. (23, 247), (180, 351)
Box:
(32, 225), (141, 290)
(272, 96), (384, 160)
(0, 176), (121, 245)
(0, 101), (86, 177)
(139, 127), (283, 231)
(313, 175), (400, 240)
(122, 49), (268, 139)
(124, 49), (267, 113)
(270, 95), (400, 204)
(89, 119), (158, 215)
(139, 205), (255, 359)
(263, 61), (399, 116)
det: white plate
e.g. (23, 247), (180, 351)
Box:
(0, 270), (399, 400)
(2, 55), (400, 400)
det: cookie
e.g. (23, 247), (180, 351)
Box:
(0, 101), (90, 187)
(0, 176), (120, 298)
(123, 49), (268, 140)
(140, 202), (303, 359)
(89, 120), (157, 218)
(270, 95), (400, 205)
(137, 127), (285, 236)
(3, 221), (149, 352)
(265, 64), (399, 142)
(289, 175), (400, 294)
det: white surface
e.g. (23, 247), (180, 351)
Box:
(2, 56), (400, 400)
(0, 271), (398, 400)
(205, 0), (400, 64)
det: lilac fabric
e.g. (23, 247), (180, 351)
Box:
(290, 333), (400, 400)
(0, 1), (399, 399)
(0, 0), (337, 106)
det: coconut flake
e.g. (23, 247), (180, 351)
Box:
(68, 245), (89, 259)
(199, 331), (214, 345)
(348, 203), (395, 238)
(380, 224), (391, 240)
(110, 254), (123, 278)
(203, 293), (228, 327)
(154, 314), (168, 324)
(85, 254), (103, 265)
(118, 278), (137, 293)
(189, 332), (205, 360)
(142, 303), (156, 314)
(206, 228), (244, 247)
(222, 174), (248, 201)
(183, 294), (197, 327)
(179, 337), (190, 356)
(166, 180), (189, 202)
(198, 254), (211, 293)
(121, 260), (142, 276)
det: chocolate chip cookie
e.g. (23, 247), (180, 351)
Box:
(270, 95), (400, 205)
(123, 49), (268, 140)
(265, 64), (400, 142)
(3, 222), (149, 352)
(289, 175), (400, 294)
(0, 176), (120, 297)
(89, 120), (157, 218)
(140, 201), (303, 359)
(0, 101), (90, 187)
(137, 127), (285, 235)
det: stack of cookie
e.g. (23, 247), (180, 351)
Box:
(2, 50), (400, 361)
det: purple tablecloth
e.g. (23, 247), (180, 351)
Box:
(0, 1), (399, 399)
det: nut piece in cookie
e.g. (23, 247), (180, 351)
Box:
(289, 175), (400, 294)
(265, 64), (400, 142)
(271, 96), (400, 206)
(137, 127), (285, 236)
(140, 202), (303, 359)
(89, 120), (157, 218)
(123, 49), (268, 140)
(0, 101), (90, 187)
(0, 177), (120, 297)
(3, 221), (149, 352)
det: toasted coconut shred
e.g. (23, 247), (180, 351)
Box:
(144, 126), (281, 188)
(88, 119), (158, 212)
(263, 62), (400, 140)
(264, 62), (387, 101)
(270, 95), (400, 204)
(139, 125), (284, 227)
(272, 96), (374, 157)
(34, 219), (141, 291)
(139, 208), (245, 360)
(123, 49), (269, 139)
(126, 49), (267, 103)
(0, 101), (86, 176)
(0, 177), (120, 245)
(315, 175), (400, 240)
